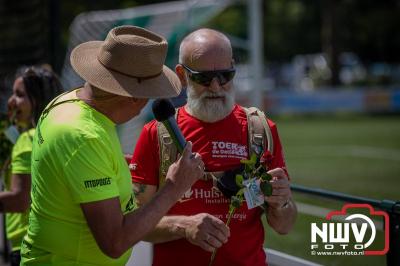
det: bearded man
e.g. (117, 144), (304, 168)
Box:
(130, 28), (297, 266)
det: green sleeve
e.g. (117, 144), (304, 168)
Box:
(11, 130), (34, 175)
(63, 138), (120, 203)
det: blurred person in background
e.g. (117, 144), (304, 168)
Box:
(20, 26), (204, 265)
(130, 28), (297, 266)
(1, 65), (63, 266)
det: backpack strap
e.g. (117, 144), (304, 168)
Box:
(243, 107), (274, 156)
(157, 111), (179, 187)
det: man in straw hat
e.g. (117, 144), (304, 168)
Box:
(130, 28), (297, 266)
(20, 26), (204, 265)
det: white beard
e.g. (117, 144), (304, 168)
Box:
(186, 84), (235, 123)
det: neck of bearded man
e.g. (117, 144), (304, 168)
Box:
(185, 84), (235, 123)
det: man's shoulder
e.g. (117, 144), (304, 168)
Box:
(12, 128), (35, 157)
(238, 105), (277, 126)
(143, 119), (159, 135)
(15, 128), (35, 145)
(39, 107), (109, 150)
(232, 104), (256, 122)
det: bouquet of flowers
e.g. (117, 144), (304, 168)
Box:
(209, 150), (274, 266)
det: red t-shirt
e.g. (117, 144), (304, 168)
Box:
(131, 104), (287, 266)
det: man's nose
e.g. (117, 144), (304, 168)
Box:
(208, 77), (222, 92)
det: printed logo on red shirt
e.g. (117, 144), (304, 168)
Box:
(178, 187), (248, 222)
(211, 141), (248, 159)
(179, 187), (230, 204)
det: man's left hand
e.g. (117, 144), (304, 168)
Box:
(264, 168), (291, 209)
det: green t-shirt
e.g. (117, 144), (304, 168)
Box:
(6, 128), (34, 251)
(20, 91), (137, 265)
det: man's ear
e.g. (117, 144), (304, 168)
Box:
(175, 64), (188, 87)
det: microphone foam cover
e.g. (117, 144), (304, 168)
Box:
(152, 98), (176, 122)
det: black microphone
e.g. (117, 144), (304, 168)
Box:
(152, 98), (186, 154)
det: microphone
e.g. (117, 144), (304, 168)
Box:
(152, 98), (186, 153)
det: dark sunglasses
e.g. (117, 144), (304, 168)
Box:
(181, 64), (236, 86)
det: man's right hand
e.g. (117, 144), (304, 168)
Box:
(165, 141), (204, 198)
(183, 213), (230, 252)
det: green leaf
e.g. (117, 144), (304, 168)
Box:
(240, 153), (257, 175)
(260, 181), (273, 196)
(240, 153), (258, 171)
(255, 165), (267, 175)
(244, 164), (252, 173)
(235, 174), (244, 187)
(260, 172), (272, 181)
(231, 195), (242, 208)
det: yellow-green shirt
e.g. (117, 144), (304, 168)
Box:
(6, 128), (34, 251)
(21, 91), (137, 265)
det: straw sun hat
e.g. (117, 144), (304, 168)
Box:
(71, 26), (181, 98)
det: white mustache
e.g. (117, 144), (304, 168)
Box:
(200, 91), (226, 99)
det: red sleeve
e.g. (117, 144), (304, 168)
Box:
(130, 121), (160, 186)
(267, 119), (290, 179)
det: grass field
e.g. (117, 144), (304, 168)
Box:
(263, 114), (400, 266)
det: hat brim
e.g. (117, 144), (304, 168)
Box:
(70, 41), (181, 98)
